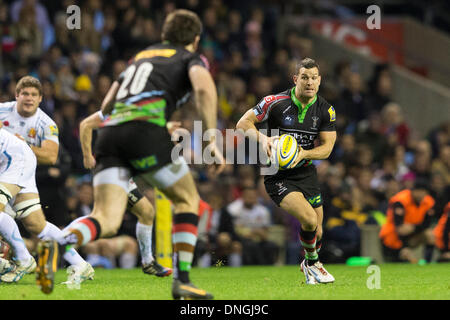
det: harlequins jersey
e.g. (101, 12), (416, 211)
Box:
(103, 43), (206, 128)
(253, 87), (336, 167)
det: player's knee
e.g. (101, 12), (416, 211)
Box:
(133, 200), (154, 225)
(21, 210), (47, 235)
(91, 213), (121, 237)
(302, 211), (317, 231)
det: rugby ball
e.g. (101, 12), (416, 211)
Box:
(0, 239), (12, 260)
(275, 134), (299, 169)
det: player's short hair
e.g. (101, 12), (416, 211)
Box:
(297, 58), (320, 74)
(16, 76), (43, 96)
(162, 9), (202, 46)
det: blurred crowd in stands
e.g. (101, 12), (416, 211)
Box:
(0, 0), (449, 267)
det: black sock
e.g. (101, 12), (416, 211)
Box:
(174, 253), (190, 283)
(424, 244), (434, 263)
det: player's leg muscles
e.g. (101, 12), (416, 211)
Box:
(91, 184), (128, 237)
(313, 206), (324, 239)
(61, 168), (129, 247)
(161, 172), (199, 283)
(280, 192), (317, 231)
(15, 193), (46, 235)
(130, 195), (155, 225)
(313, 206), (324, 252)
(129, 195), (157, 266)
(91, 167), (130, 237)
(281, 192), (320, 263)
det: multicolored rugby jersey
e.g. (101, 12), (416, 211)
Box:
(103, 43), (206, 127)
(0, 101), (59, 147)
(253, 87), (336, 168)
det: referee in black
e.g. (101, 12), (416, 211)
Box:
(237, 58), (336, 284)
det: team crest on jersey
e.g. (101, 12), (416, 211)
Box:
(328, 106), (336, 122)
(312, 116), (319, 129)
(28, 127), (36, 138)
(49, 125), (59, 136)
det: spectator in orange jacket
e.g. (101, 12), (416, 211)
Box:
(379, 179), (436, 263)
(434, 202), (450, 262)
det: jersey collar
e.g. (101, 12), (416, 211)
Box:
(290, 87), (317, 123)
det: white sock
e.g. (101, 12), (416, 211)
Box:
(38, 221), (85, 266)
(229, 253), (242, 267)
(136, 222), (153, 265)
(119, 252), (137, 269)
(0, 212), (32, 262)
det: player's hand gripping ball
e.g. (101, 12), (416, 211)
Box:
(273, 134), (299, 169)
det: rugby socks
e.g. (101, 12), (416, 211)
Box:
(0, 212), (33, 262)
(316, 238), (322, 253)
(299, 228), (319, 266)
(37, 221), (85, 266)
(172, 212), (198, 284)
(61, 217), (101, 246)
(136, 222), (154, 265)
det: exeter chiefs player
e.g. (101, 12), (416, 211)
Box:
(49, 9), (224, 299)
(0, 124), (40, 281)
(0, 76), (94, 287)
(237, 58), (336, 284)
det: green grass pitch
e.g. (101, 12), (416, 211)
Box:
(0, 263), (449, 300)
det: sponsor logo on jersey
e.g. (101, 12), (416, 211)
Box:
(328, 106), (336, 122)
(264, 96), (276, 104)
(49, 125), (59, 136)
(27, 127), (36, 138)
(283, 115), (294, 125)
(135, 49), (177, 61)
